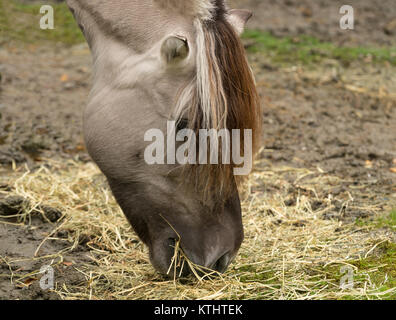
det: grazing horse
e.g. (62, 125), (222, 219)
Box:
(66, 0), (262, 275)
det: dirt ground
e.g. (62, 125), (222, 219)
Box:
(0, 0), (395, 299)
(230, 0), (396, 47)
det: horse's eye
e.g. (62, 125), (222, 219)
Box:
(176, 118), (189, 131)
(161, 36), (189, 64)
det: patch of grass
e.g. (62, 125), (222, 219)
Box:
(242, 29), (396, 66)
(352, 242), (396, 299)
(383, 209), (396, 228)
(321, 241), (396, 300)
(356, 209), (396, 230)
(234, 265), (276, 283)
(0, 0), (84, 45)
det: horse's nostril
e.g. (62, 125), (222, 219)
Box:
(212, 252), (231, 273)
(167, 238), (177, 249)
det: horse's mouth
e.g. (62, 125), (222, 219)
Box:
(165, 238), (231, 278)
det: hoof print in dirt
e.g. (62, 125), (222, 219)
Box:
(21, 138), (48, 158)
(36, 206), (63, 223)
(77, 233), (92, 246)
(0, 195), (63, 223)
(0, 195), (27, 216)
(0, 183), (12, 191)
(384, 19), (396, 35)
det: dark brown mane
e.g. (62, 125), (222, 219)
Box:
(182, 12), (262, 200)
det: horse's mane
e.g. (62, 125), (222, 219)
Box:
(69, 0), (261, 199)
(174, 0), (263, 199)
(153, 0), (216, 21)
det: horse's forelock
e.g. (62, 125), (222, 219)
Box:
(154, 0), (219, 21)
(175, 10), (262, 199)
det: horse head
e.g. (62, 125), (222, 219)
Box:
(67, 0), (262, 275)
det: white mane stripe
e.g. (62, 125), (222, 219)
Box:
(174, 18), (228, 132)
(154, 0), (216, 21)
(193, 0), (216, 21)
(194, 19), (212, 127)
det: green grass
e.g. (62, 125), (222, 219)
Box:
(356, 209), (396, 230)
(324, 209), (396, 299)
(242, 29), (396, 66)
(350, 241), (396, 299)
(2, 0), (396, 68)
(321, 241), (396, 300)
(0, 0), (84, 45)
(234, 265), (277, 283)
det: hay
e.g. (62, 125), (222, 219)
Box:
(1, 159), (395, 300)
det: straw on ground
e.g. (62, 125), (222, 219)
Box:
(1, 159), (395, 300)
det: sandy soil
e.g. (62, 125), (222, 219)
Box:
(0, 0), (395, 299)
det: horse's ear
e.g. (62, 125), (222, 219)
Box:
(66, 0), (96, 47)
(226, 9), (253, 35)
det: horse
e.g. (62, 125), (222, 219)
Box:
(66, 0), (262, 276)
